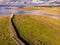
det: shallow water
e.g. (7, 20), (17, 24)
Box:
(0, 7), (60, 19)
(0, 7), (39, 14)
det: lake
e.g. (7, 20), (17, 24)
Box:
(0, 6), (60, 19)
(0, 6), (40, 15)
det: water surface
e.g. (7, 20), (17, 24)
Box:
(0, 7), (60, 19)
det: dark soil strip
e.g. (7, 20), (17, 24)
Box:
(11, 15), (30, 45)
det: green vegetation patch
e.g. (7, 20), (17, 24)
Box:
(0, 15), (16, 45)
(13, 15), (60, 45)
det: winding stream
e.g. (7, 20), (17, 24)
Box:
(11, 15), (30, 45)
